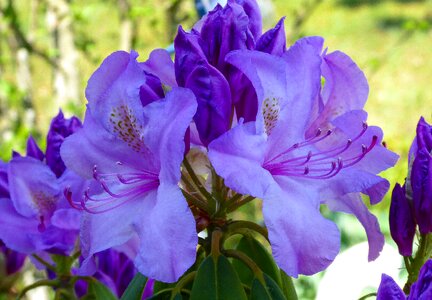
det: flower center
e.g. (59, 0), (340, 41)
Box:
(263, 122), (378, 179)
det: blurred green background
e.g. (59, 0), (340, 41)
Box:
(1, 0), (431, 298)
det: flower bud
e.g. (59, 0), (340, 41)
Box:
(389, 183), (416, 256)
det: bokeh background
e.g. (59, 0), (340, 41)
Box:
(1, 0), (431, 299)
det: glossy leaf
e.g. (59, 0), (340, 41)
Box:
(250, 274), (286, 300)
(279, 270), (298, 300)
(120, 272), (147, 300)
(85, 279), (118, 300)
(190, 255), (247, 300)
(232, 235), (281, 286)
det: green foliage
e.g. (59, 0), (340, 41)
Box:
(190, 255), (247, 300)
(120, 273), (148, 300)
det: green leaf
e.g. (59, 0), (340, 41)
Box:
(232, 236), (281, 286)
(190, 255), (247, 300)
(85, 279), (118, 300)
(279, 270), (298, 300)
(250, 274), (286, 300)
(120, 272), (148, 300)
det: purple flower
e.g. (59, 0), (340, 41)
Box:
(377, 260), (432, 299)
(0, 241), (26, 275)
(411, 117), (432, 234)
(0, 121), (84, 255)
(409, 259), (432, 299)
(208, 37), (398, 277)
(389, 183), (416, 256)
(174, 0), (287, 145)
(376, 274), (406, 300)
(46, 110), (82, 178)
(60, 51), (198, 282)
(75, 248), (137, 298)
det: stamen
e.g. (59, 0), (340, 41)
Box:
(264, 121), (378, 180)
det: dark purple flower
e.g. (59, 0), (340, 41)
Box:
(377, 260), (432, 299)
(376, 274), (406, 300)
(26, 136), (45, 161)
(46, 110), (82, 178)
(389, 183), (416, 256)
(0, 241), (26, 275)
(75, 248), (137, 298)
(409, 259), (432, 299)
(411, 117), (432, 234)
(61, 51), (198, 282)
(209, 37), (398, 277)
(174, 0), (288, 145)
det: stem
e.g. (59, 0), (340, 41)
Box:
(182, 189), (208, 211)
(404, 233), (432, 294)
(227, 195), (255, 212)
(32, 254), (56, 272)
(171, 271), (196, 299)
(357, 292), (377, 300)
(223, 249), (264, 282)
(16, 279), (59, 299)
(226, 220), (269, 242)
(183, 158), (213, 201)
(211, 229), (223, 256)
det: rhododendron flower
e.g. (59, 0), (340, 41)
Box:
(209, 37), (398, 277)
(61, 51), (198, 282)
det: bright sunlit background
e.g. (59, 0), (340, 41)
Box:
(1, 0), (432, 299)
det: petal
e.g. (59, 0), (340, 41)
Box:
(134, 183), (197, 282)
(142, 87), (197, 184)
(51, 208), (81, 230)
(140, 48), (177, 87)
(256, 17), (286, 56)
(26, 136), (44, 161)
(0, 161), (9, 198)
(8, 156), (60, 218)
(416, 116), (432, 152)
(262, 185), (340, 277)
(307, 49), (369, 132)
(325, 193), (384, 261)
(376, 274), (406, 300)
(208, 121), (276, 198)
(79, 191), (152, 264)
(233, 0), (262, 39)
(0, 199), (40, 253)
(326, 169), (390, 205)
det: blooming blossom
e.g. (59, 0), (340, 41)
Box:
(61, 51), (198, 282)
(0, 113), (84, 255)
(208, 37), (398, 276)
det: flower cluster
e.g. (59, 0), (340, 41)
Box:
(0, 0), (402, 298)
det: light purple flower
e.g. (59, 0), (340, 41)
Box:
(208, 37), (398, 276)
(60, 51), (198, 282)
(0, 133), (84, 255)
